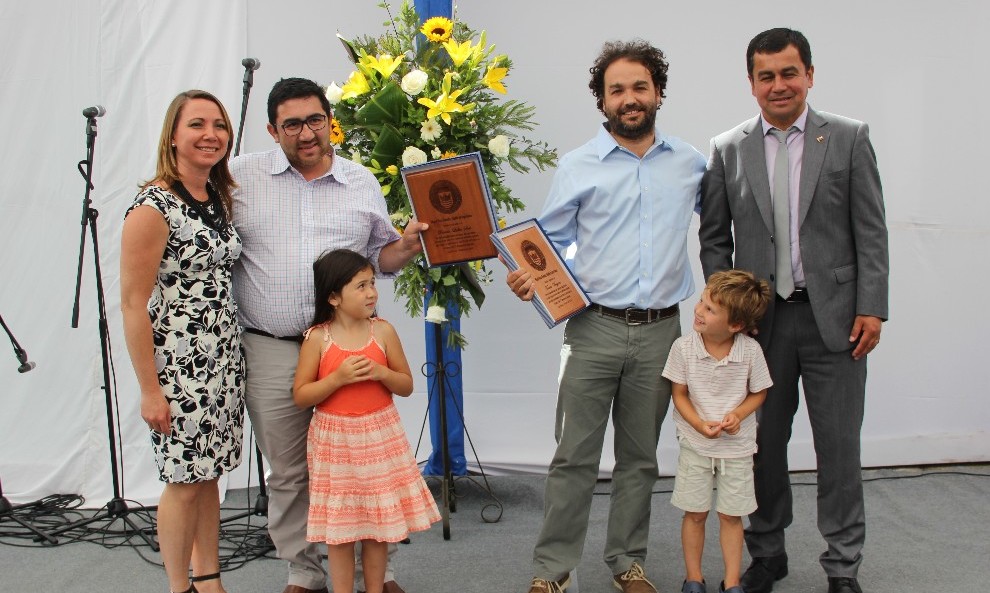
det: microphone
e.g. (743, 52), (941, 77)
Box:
(241, 58), (261, 71)
(18, 360), (36, 373)
(82, 105), (106, 118)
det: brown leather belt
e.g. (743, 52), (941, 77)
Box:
(243, 327), (304, 344)
(592, 303), (679, 325)
(776, 287), (810, 303)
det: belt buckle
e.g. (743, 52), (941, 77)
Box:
(624, 308), (645, 325)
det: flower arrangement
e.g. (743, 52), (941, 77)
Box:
(328, 1), (557, 347)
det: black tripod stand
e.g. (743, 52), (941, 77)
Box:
(418, 321), (503, 540)
(0, 314), (56, 544)
(49, 107), (157, 549)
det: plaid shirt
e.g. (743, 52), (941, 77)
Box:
(230, 148), (399, 337)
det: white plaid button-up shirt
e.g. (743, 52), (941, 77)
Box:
(231, 148), (399, 337)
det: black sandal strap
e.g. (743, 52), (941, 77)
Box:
(190, 572), (221, 582)
(172, 585), (197, 593)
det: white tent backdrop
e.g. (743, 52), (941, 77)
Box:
(1, 0), (986, 506)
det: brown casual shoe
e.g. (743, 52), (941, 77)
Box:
(527, 575), (572, 593)
(282, 586), (329, 593)
(613, 562), (657, 593)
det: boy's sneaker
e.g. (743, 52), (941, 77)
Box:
(613, 562), (657, 593)
(527, 576), (571, 593)
(682, 580), (708, 593)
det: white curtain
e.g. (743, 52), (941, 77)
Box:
(1, 0), (987, 507)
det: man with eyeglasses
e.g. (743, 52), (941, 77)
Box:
(231, 77), (425, 593)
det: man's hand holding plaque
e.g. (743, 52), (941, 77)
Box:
(400, 152), (498, 267)
(492, 219), (591, 328)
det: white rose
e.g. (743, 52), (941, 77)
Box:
(488, 134), (510, 158)
(325, 82), (343, 104)
(401, 69), (429, 95)
(425, 305), (447, 324)
(401, 146), (428, 167)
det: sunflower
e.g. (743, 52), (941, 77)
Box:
(420, 16), (453, 43)
(328, 118), (344, 144)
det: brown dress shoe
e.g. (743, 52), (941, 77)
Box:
(358, 580), (407, 593)
(282, 585), (329, 593)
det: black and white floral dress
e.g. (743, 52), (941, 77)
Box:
(126, 185), (245, 483)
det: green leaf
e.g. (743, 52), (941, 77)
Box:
(356, 82), (406, 127)
(370, 123), (404, 165)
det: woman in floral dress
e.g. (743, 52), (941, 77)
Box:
(120, 90), (244, 593)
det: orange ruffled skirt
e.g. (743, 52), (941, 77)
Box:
(306, 403), (440, 544)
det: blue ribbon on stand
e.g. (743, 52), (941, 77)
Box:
(414, 0), (466, 477)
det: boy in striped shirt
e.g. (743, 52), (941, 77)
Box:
(662, 270), (773, 593)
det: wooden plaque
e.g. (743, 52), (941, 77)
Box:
(401, 153), (499, 267)
(491, 219), (591, 328)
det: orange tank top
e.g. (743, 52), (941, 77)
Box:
(311, 318), (393, 415)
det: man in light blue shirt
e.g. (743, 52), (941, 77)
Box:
(507, 40), (705, 593)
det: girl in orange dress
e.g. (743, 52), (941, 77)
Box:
(293, 249), (440, 593)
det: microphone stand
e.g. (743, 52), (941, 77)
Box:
(52, 113), (158, 549)
(221, 59), (271, 530)
(0, 314), (56, 543)
(233, 62), (256, 157)
(0, 313), (35, 374)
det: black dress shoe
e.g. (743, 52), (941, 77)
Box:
(739, 554), (788, 593)
(828, 577), (863, 593)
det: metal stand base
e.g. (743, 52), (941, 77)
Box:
(416, 322), (503, 540)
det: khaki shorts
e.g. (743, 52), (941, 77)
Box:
(670, 439), (757, 516)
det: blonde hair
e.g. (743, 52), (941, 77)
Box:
(706, 269), (771, 333)
(146, 90), (236, 214)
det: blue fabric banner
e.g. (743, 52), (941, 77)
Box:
(413, 0), (465, 477)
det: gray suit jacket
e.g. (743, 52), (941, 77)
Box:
(699, 108), (889, 352)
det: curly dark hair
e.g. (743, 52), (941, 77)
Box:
(267, 77), (333, 126)
(588, 39), (669, 113)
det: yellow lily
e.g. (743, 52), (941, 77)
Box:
(472, 31), (489, 63)
(340, 70), (371, 100)
(442, 38), (475, 67)
(360, 53), (403, 79)
(484, 65), (508, 94)
(417, 72), (475, 125)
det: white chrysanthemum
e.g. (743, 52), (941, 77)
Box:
(431, 146), (442, 160)
(401, 146), (428, 167)
(420, 118), (442, 142)
(401, 69), (429, 95)
(325, 82), (343, 104)
(488, 134), (510, 158)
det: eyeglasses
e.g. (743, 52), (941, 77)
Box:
(279, 114), (328, 136)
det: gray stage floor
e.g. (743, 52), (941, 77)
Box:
(1, 466), (987, 593)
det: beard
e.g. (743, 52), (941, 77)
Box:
(605, 102), (658, 140)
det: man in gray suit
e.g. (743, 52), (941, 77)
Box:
(699, 28), (888, 593)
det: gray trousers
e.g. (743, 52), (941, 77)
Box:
(532, 309), (679, 580)
(241, 332), (396, 590)
(745, 301), (866, 577)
